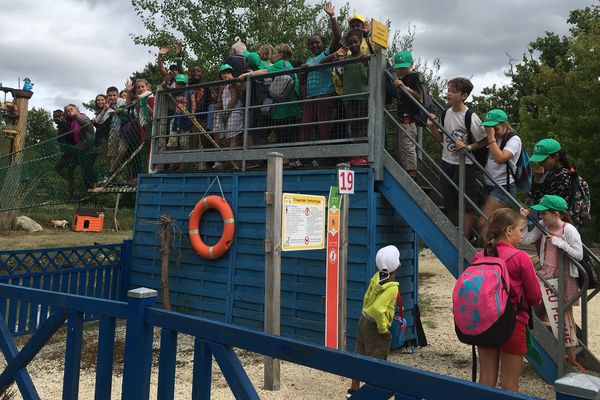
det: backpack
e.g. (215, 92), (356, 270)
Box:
(413, 72), (434, 127)
(441, 108), (488, 166)
(501, 132), (532, 193)
(268, 62), (295, 102)
(569, 171), (592, 228)
(453, 249), (518, 347)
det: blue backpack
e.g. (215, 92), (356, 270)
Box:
(501, 132), (532, 193)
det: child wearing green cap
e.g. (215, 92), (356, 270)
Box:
(392, 50), (421, 177)
(477, 109), (522, 234)
(520, 194), (585, 370)
(529, 138), (574, 203)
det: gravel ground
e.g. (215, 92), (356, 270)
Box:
(3, 253), (599, 399)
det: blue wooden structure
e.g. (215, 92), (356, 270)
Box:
(0, 283), (546, 400)
(130, 169), (419, 349)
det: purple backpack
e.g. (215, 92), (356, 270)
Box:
(452, 249), (519, 347)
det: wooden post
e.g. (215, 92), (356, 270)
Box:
(12, 93), (30, 161)
(337, 163), (350, 351)
(113, 193), (121, 231)
(264, 152), (283, 390)
(159, 215), (172, 310)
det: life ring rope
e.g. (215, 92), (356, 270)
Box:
(188, 195), (235, 260)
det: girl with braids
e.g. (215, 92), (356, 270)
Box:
(520, 195), (585, 371)
(472, 208), (541, 392)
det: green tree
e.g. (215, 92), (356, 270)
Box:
(131, 0), (325, 73)
(25, 107), (56, 147)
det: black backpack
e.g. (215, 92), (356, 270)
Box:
(413, 72), (434, 127)
(441, 108), (488, 166)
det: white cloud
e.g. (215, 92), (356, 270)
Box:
(0, 0), (594, 113)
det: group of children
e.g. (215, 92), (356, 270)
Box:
(54, 80), (154, 194)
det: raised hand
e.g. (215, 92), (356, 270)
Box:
(159, 46), (170, 56)
(334, 46), (348, 58)
(324, 2), (335, 17)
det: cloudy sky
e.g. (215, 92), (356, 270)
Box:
(0, 0), (594, 114)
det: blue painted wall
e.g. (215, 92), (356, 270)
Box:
(131, 169), (418, 348)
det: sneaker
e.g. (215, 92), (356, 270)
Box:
(311, 159), (319, 168)
(288, 160), (302, 168)
(212, 162), (223, 170)
(346, 389), (356, 398)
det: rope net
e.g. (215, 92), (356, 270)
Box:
(0, 99), (151, 212)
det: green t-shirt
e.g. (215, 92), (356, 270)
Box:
(243, 51), (266, 70)
(267, 60), (300, 120)
(343, 57), (369, 99)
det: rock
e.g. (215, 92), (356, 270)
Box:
(15, 216), (43, 232)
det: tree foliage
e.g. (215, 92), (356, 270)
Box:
(471, 4), (600, 240)
(25, 107), (56, 147)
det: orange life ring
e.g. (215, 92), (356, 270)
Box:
(189, 195), (235, 260)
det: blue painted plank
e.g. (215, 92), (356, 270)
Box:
(191, 339), (212, 400)
(207, 343), (260, 400)
(95, 317), (116, 400)
(63, 311), (83, 400)
(157, 329), (178, 400)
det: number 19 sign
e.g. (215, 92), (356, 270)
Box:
(338, 169), (355, 194)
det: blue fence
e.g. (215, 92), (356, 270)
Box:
(0, 241), (131, 337)
(0, 284), (547, 400)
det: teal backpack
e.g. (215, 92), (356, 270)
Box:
(501, 132), (532, 193)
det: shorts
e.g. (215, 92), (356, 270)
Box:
(397, 122), (417, 171)
(483, 184), (517, 206)
(440, 161), (478, 211)
(479, 321), (527, 356)
(354, 314), (392, 360)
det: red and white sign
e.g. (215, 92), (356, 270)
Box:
(338, 169), (355, 194)
(325, 186), (341, 349)
(539, 278), (578, 348)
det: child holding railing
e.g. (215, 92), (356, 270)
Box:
(520, 195), (585, 371)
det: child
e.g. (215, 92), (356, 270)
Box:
(299, 2), (341, 144)
(474, 208), (541, 392)
(428, 78), (487, 239)
(477, 109), (522, 234)
(322, 30), (369, 165)
(92, 94), (111, 149)
(392, 50), (421, 177)
(347, 245), (400, 398)
(218, 64), (244, 149)
(520, 195), (584, 370)
(168, 74), (193, 151)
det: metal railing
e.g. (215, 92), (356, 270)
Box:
(149, 55), (377, 171)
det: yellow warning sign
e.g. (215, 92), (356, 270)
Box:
(282, 193), (326, 251)
(371, 18), (389, 49)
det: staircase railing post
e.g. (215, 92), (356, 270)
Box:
(122, 287), (157, 400)
(368, 49), (386, 180)
(557, 253), (566, 377)
(457, 153), (465, 274)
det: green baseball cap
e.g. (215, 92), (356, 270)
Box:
(394, 50), (413, 68)
(481, 109), (508, 127)
(219, 64), (233, 73)
(530, 138), (561, 163)
(174, 74), (188, 83)
(531, 194), (568, 212)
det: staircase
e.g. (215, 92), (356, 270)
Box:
(377, 147), (600, 384)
